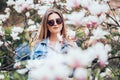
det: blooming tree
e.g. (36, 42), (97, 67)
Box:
(0, 0), (120, 80)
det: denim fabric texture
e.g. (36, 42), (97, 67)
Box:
(30, 38), (73, 60)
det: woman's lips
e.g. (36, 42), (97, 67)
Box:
(53, 27), (59, 29)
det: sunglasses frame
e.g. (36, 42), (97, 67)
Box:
(47, 18), (63, 26)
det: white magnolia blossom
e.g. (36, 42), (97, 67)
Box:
(100, 68), (112, 78)
(26, 25), (37, 32)
(0, 74), (4, 79)
(0, 14), (9, 21)
(74, 68), (88, 80)
(105, 44), (112, 52)
(28, 19), (35, 25)
(16, 68), (28, 75)
(118, 27), (120, 34)
(37, 6), (50, 16)
(92, 42), (109, 67)
(13, 0), (34, 13)
(0, 21), (2, 24)
(4, 8), (11, 13)
(90, 27), (110, 40)
(27, 42), (109, 79)
(84, 28), (89, 36)
(26, 60), (45, 69)
(66, 10), (86, 26)
(66, 0), (81, 9)
(79, 0), (93, 9)
(81, 15), (100, 28)
(113, 36), (119, 41)
(6, 0), (15, 6)
(66, 28), (76, 39)
(98, 13), (107, 24)
(25, 12), (30, 18)
(107, 15), (120, 25)
(105, 68), (112, 76)
(103, 0), (110, 2)
(88, 1), (109, 15)
(10, 32), (20, 40)
(39, 0), (60, 4)
(4, 41), (11, 46)
(28, 54), (71, 80)
(0, 40), (3, 46)
(14, 62), (21, 68)
(0, 26), (5, 36)
(65, 47), (95, 68)
(11, 27), (23, 33)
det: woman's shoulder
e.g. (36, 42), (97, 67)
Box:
(32, 39), (48, 48)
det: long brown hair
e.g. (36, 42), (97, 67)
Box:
(38, 8), (66, 41)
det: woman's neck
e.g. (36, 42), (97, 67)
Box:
(49, 33), (59, 46)
(49, 34), (58, 42)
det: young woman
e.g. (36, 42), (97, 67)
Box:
(31, 8), (77, 60)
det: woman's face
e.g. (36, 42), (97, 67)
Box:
(47, 13), (63, 34)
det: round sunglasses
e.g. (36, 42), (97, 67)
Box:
(47, 18), (63, 26)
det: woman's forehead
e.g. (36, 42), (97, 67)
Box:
(48, 13), (60, 19)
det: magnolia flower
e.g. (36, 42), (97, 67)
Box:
(65, 48), (92, 68)
(25, 12), (30, 18)
(66, 28), (76, 39)
(6, 0), (15, 6)
(100, 72), (106, 77)
(105, 68), (112, 76)
(26, 60), (45, 69)
(100, 68), (112, 78)
(118, 27), (120, 34)
(103, 0), (110, 2)
(84, 28), (89, 36)
(66, 0), (81, 9)
(0, 74), (4, 80)
(10, 32), (20, 40)
(37, 6), (51, 17)
(0, 14), (9, 21)
(88, 1), (102, 15)
(11, 27), (23, 33)
(0, 26), (5, 36)
(66, 10), (85, 26)
(92, 42), (109, 67)
(28, 54), (70, 80)
(0, 40), (3, 46)
(14, 62), (21, 69)
(39, 0), (60, 4)
(28, 19), (35, 25)
(4, 8), (11, 13)
(13, 0), (34, 13)
(26, 25), (37, 32)
(16, 68), (28, 74)
(74, 68), (88, 80)
(105, 44), (111, 52)
(82, 15), (99, 28)
(88, 1), (109, 15)
(79, 0), (93, 9)
(99, 13), (107, 24)
(90, 27), (109, 40)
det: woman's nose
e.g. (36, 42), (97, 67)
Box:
(54, 20), (57, 26)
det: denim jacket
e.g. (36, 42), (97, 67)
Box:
(30, 38), (75, 60)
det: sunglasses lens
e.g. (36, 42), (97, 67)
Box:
(56, 18), (62, 24)
(47, 20), (54, 26)
(47, 18), (62, 26)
